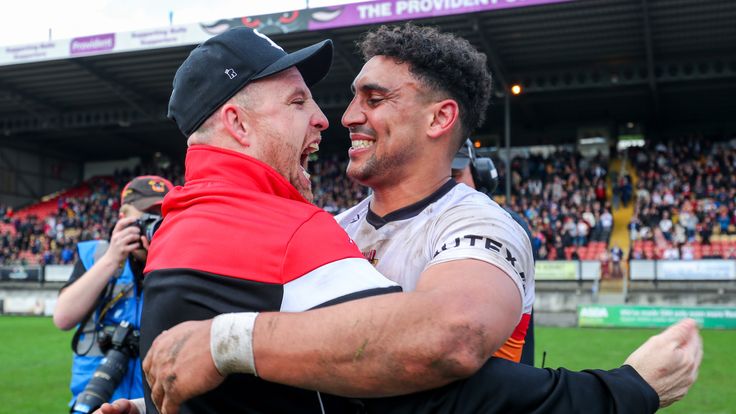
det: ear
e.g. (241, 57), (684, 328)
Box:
(220, 103), (251, 147)
(427, 99), (459, 140)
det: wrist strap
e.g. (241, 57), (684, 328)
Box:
(131, 398), (146, 414)
(210, 312), (259, 376)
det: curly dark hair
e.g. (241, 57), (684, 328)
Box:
(358, 23), (492, 145)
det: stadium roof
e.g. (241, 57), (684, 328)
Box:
(0, 0), (734, 162)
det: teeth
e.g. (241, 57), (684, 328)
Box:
(352, 140), (374, 149)
(308, 142), (319, 153)
(302, 167), (311, 180)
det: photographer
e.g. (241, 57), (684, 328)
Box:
(53, 175), (173, 413)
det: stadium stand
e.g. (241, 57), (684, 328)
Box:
(5, 138), (734, 266)
(0, 161), (184, 266)
(629, 136), (736, 260)
(310, 155), (370, 215)
(499, 149), (613, 261)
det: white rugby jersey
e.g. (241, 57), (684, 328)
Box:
(336, 181), (535, 315)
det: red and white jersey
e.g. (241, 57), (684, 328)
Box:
(337, 181), (535, 361)
(142, 146), (401, 414)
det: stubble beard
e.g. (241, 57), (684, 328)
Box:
(347, 142), (417, 187)
(260, 131), (313, 202)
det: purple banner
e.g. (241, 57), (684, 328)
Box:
(311, 0), (571, 30)
(1, 0), (572, 66)
(199, 0), (571, 37)
(70, 33), (116, 55)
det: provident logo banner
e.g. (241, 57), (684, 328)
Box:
(0, 0), (572, 66)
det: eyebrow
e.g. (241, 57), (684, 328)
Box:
(350, 82), (391, 95)
(286, 87), (309, 100)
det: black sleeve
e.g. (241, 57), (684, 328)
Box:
(362, 358), (659, 414)
(60, 260), (87, 290)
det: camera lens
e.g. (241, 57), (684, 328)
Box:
(71, 349), (130, 413)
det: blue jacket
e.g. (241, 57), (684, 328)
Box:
(68, 240), (144, 409)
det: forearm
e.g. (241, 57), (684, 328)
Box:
(53, 256), (118, 330)
(253, 290), (503, 397)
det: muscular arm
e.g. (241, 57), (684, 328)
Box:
(254, 259), (521, 396)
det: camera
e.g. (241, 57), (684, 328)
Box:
(71, 321), (140, 414)
(135, 212), (163, 241)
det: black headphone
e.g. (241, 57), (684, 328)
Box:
(463, 139), (499, 195)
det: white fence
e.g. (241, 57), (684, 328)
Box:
(536, 259), (736, 281)
(1, 261), (735, 284)
(629, 259), (736, 281)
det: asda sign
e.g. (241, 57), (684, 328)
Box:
(578, 305), (736, 329)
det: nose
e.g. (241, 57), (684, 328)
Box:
(341, 96), (365, 128)
(311, 102), (329, 131)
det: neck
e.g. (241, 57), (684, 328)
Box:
(370, 173), (452, 217)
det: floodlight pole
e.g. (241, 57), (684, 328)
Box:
(504, 92), (511, 203)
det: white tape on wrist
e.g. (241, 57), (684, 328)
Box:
(130, 397), (146, 414)
(210, 312), (259, 376)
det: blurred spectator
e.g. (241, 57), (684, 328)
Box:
(600, 208), (613, 241)
(680, 244), (695, 260)
(599, 250), (611, 279)
(611, 243), (624, 278)
(659, 211), (673, 241)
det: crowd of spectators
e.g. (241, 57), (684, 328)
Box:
(0, 150), (615, 265)
(498, 150), (614, 261)
(2, 138), (735, 266)
(629, 137), (736, 260)
(0, 161), (184, 266)
(0, 155), (367, 266)
(309, 155), (370, 215)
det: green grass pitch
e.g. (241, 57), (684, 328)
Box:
(534, 326), (735, 414)
(1, 316), (734, 413)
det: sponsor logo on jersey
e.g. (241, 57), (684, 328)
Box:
(433, 234), (527, 290)
(362, 249), (379, 266)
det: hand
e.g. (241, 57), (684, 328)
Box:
(104, 217), (143, 265)
(625, 318), (703, 407)
(143, 319), (224, 414)
(93, 398), (144, 414)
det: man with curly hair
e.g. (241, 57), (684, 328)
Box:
(338, 23), (534, 364)
(109, 24), (700, 414)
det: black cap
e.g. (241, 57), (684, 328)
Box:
(168, 28), (333, 137)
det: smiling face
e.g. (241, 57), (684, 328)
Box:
(341, 56), (436, 188)
(242, 67), (328, 202)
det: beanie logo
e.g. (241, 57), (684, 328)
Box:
(253, 29), (284, 51)
(224, 68), (237, 80)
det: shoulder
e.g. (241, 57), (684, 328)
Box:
(433, 185), (515, 229)
(282, 209), (365, 283)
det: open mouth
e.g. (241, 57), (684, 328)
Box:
(300, 142), (319, 180)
